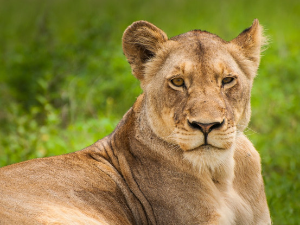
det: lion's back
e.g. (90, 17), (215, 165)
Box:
(0, 150), (135, 225)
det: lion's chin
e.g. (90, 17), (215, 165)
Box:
(183, 144), (235, 173)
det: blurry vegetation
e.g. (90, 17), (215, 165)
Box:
(0, 0), (299, 224)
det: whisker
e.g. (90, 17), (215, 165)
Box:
(215, 130), (235, 136)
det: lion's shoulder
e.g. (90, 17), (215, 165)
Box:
(234, 134), (261, 172)
(232, 134), (270, 223)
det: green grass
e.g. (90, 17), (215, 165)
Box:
(0, 0), (299, 224)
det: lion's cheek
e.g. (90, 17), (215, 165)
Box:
(225, 83), (251, 131)
(209, 136), (235, 149)
(146, 106), (176, 141)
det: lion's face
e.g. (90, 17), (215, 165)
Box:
(123, 20), (265, 158)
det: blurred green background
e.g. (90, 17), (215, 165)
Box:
(0, 0), (299, 224)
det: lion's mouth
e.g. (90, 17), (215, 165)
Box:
(187, 144), (226, 152)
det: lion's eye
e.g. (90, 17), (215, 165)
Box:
(222, 77), (234, 85)
(171, 78), (185, 87)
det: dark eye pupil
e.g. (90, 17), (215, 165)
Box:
(222, 77), (233, 84)
(172, 78), (184, 87)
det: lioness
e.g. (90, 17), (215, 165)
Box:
(0, 20), (271, 224)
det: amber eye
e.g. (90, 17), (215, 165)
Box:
(171, 78), (185, 87)
(222, 77), (234, 85)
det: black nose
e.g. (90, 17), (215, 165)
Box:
(188, 120), (224, 134)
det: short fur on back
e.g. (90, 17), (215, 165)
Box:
(0, 20), (271, 224)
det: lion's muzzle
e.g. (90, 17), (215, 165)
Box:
(188, 119), (225, 145)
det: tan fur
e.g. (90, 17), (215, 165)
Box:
(0, 20), (271, 224)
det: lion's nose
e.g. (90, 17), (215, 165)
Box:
(188, 120), (225, 134)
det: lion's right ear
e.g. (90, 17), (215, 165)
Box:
(122, 21), (168, 80)
(231, 19), (268, 71)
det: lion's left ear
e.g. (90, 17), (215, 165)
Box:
(122, 21), (168, 80)
(231, 19), (267, 69)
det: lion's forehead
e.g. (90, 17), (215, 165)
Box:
(157, 36), (240, 78)
(171, 31), (227, 53)
(161, 48), (240, 83)
(170, 29), (226, 44)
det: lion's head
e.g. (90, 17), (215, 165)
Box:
(122, 20), (266, 170)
